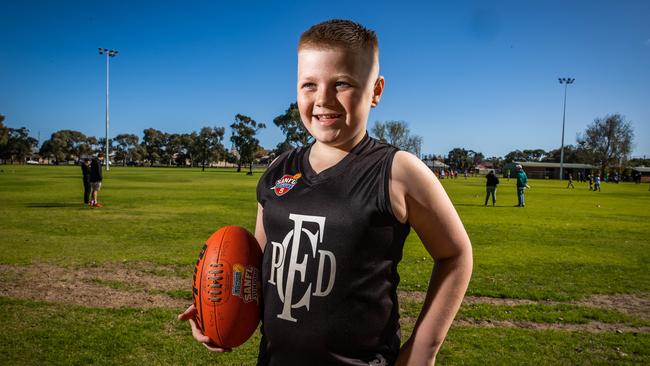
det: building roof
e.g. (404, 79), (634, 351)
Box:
(423, 160), (449, 169)
(513, 161), (597, 169)
(631, 166), (650, 173)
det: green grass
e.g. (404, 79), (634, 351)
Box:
(400, 177), (650, 300)
(400, 301), (649, 327)
(2, 297), (647, 365)
(0, 297), (259, 365)
(438, 326), (649, 365)
(1, 165), (649, 364)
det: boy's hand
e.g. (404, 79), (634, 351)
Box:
(395, 338), (436, 366)
(177, 304), (232, 353)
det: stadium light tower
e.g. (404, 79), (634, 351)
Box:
(98, 48), (118, 171)
(558, 77), (575, 181)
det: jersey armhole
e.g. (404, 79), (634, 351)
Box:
(380, 149), (399, 219)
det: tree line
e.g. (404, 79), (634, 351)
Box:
(0, 110), (642, 176)
(420, 114), (640, 176)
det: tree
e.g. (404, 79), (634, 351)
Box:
(182, 132), (199, 167)
(50, 130), (91, 160)
(39, 138), (66, 163)
(0, 127), (37, 164)
(371, 120), (423, 157)
(272, 140), (294, 157)
(273, 102), (311, 148)
(446, 148), (483, 170)
(97, 137), (113, 161)
(230, 114), (266, 174)
(484, 156), (503, 170)
(0, 114), (8, 146)
(194, 127), (225, 171)
(522, 149), (546, 162)
(114, 134), (139, 166)
(543, 145), (589, 164)
(628, 156), (650, 168)
(577, 114), (634, 174)
(504, 150), (526, 163)
(164, 133), (182, 166)
(504, 149), (547, 163)
(142, 128), (165, 166)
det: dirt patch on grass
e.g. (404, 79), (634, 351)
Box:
(0, 263), (192, 310)
(398, 291), (650, 320)
(574, 295), (650, 320)
(2, 263), (648, 332)
(399, 317), (650, 334)
(452, 319), (650, 333)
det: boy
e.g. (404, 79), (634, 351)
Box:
(484, 169), (499, 206)
(81, 158), (91, 204)
(180, 19), (472, 365)
(89, 152), (104, 207)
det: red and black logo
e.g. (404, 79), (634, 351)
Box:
(271, 173), (302, 196)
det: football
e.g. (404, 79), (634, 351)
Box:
(192, 226), (262, 348)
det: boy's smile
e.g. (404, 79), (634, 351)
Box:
(297, 47), (384, 150)
(313, 113), (343, 126)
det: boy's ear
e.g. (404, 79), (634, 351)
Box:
(371, 76), (385, 108)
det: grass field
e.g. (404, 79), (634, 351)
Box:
(1, 165), (649, 365)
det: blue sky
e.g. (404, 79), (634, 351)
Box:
(1, 0), (648, 158)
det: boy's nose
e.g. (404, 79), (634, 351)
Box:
(315, 86), (336, 108)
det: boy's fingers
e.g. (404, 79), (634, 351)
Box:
(177, 304), (196, 321)
(189, 318), (212, 343)
(203, 342), (232, 353)
(178, 304), (231, 352)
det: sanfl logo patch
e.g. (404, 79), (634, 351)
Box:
(271, 173), (302, 196)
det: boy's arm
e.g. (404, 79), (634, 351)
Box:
(254, 203), (267, 251)
(390, 151), (473, 366)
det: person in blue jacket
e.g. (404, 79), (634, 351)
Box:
(515, 164), (530, 207)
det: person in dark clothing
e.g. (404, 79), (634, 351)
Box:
(89, 152), (104, 207)
(567, 173), (575, 188)
(484, 170), (499, 206)
(81, 158), (91, 204)
(178, 19), (473, 365)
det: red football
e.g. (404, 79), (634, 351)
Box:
(192, 226), (262, 348)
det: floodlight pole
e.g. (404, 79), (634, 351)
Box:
(558, 77), (574, 180)
(98, 48), (118, 171)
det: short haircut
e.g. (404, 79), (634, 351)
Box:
(299, 19), (378, 54)
(98, 152), (105, 158)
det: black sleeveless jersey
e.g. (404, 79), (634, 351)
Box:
(256, 133), (411, 366)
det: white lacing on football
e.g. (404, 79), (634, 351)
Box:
(208, 263), (224, 302)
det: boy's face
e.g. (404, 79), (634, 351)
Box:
(297, 46), (384, 149)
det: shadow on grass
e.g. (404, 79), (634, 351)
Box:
(26, 203), (84, 208)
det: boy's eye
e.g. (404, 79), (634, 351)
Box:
(301, 82), (317, 91)
(335, 81), (351, 89)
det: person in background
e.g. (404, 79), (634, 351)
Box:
(81, 158), (91, 205)
(484, 169), (499, 206)
(594, 174), (602, 192)
(89, 152), (104, 207)
(515, 164), (529, 207)
(566, 173), (575, 188)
